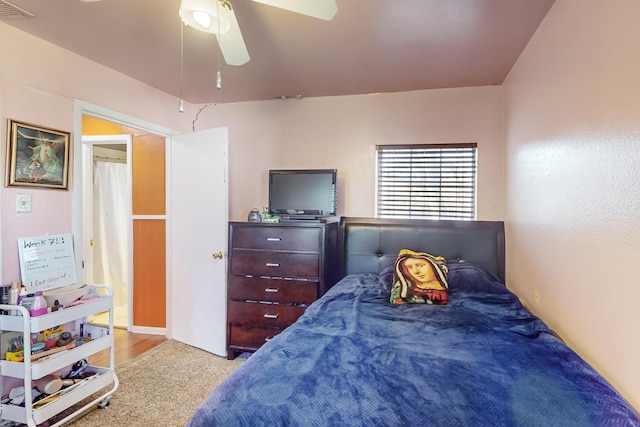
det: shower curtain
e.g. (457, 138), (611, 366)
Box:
(93, 160), (128, 309)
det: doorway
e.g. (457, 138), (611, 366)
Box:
(79, 111), (169, 335)
(73, 100), (229, 346)
(82, 136), (132, 330)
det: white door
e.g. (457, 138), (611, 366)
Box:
(170, 127), (228, 356)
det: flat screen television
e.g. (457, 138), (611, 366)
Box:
(268, 169), (337, 219)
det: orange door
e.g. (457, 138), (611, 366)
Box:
(132, 133), (166, 327)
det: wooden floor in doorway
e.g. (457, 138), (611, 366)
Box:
(88, 329), (167, 367)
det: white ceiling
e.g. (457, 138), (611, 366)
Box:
(0, 0), (555, 104)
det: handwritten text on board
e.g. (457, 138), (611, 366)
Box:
(18, 234), (77, 292)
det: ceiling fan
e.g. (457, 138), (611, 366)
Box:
(78, 0), (337, 66)
(178, 0), (338, 66)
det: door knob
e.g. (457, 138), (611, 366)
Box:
(212, 251), (223, 259)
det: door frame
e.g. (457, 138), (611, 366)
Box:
(73, 100), (178, 336)
(82, 134), (133, 330)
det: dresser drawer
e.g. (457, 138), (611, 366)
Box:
(229, 325), (282, 351)
(227, 221), (338, 359)
(230, 250), (320, 278)
(229, 276), (318, 304)
(228, 300), (307, 328)
(232, 226), (321, 251)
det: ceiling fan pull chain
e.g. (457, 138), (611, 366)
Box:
(216, 0), (222, 89)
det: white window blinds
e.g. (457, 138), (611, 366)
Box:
(376, 144), (477, 220)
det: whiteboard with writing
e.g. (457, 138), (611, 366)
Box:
(18, 233), (77, 292)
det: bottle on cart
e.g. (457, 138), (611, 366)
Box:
(17, 286), (28, 305)
(8, 281), (21, 315)
(9, 281), (21, 304)
(30, 291), (48, 317)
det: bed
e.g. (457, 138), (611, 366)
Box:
(188, 217), (639, 426)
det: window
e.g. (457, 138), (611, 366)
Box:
(376, 143), (477, 220)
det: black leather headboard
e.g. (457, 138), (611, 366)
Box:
(339, 217), (505, 282)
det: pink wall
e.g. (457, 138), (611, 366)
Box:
(1, 77), (75, 283)
(193, 87), (506, 222)
(1, 23), (506, 283)
(0, 23), (191, 283)
(504, 0), (640, 409)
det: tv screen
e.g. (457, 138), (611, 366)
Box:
(268, 169), (337, 219)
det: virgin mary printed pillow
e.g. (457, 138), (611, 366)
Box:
(390, 249), (449, 305)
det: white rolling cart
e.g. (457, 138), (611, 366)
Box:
(0, 284), (119, 427)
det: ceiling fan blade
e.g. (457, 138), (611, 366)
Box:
(252, 0), (337, 21)
(216, 5), (250, 66)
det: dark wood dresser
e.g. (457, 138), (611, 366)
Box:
(226, 219), (339, 359)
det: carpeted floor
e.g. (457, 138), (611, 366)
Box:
(54, 340), (246, 426)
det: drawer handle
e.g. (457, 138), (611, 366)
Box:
(263, 313), (279, 319)
(264, 288), (280, 293)
(266, 263), (280, 267)
(266, 237), (281, 241)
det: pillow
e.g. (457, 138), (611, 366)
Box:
(390, 249), (449, 305)
(446, 262), (507, 294)
(378, 263), (395, 291)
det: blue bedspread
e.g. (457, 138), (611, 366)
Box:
(188, 263), (640, 426)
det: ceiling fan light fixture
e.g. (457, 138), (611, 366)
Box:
(179, 0), (231, 34)
(192, 10), (211, 29)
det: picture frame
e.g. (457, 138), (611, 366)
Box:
(5, 119), (70, 190)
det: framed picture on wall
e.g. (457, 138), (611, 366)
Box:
(5, 119), (70, 190)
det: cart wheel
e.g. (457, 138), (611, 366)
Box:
(98, 397), (111, 409)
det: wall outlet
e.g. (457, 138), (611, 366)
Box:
(534, 288), (541, 305)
